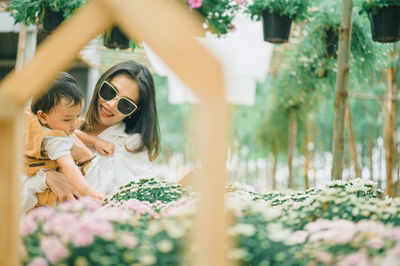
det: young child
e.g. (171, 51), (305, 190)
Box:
(23, 72), (104, 208)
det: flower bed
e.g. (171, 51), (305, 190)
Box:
(21, 178), (400, 265)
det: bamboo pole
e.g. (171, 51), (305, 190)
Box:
(346, 104), (361, 178)
(331, 0), (353, 180)
(384, 44), (398, 197)
(288, 111), (297, 189)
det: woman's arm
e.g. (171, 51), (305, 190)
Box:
(45, 170), (81, 201)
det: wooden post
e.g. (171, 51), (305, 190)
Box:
(346, 104), (361, 178)
(15, 24), (27, 71)
(331, 0), (353, 180)
(271, 152), (277, 190)
(288, 111), (297, 189)
(368, 137), (374, 180)
(0, 95), (23, 266)
(303, 120), (310, 189)
(384, 44), (398, 197)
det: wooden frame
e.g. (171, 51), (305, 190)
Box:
(0, 0), (227, 265)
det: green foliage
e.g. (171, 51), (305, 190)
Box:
(10, 0), (85, 25)
(357, 0), (400, 15)
(247, 0), (312, 21)
(153, 75), (193, 163)
(105, 178), (185, 204)
(298, 2), (380, 82)
(181, 0), (242, 36)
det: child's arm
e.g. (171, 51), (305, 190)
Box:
(56, 154), (104, 201)
(74, 129), (114, 156)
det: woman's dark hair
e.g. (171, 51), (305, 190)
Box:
(84, 60), (160, 161)
(31, 72), (83, 114)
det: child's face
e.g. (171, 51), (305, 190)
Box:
(37, 98), (84, 135)
(97, 74), (139, 127)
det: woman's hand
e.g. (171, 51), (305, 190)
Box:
(70, 133), (94, 163)
(94, 138), (115, 156)
(45, 170), (81, 202)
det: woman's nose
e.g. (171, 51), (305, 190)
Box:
(108, 98), (118, 108)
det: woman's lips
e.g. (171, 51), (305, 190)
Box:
(99, 104), (113, 118)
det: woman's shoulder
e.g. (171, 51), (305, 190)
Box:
(124, 133), (143, 150)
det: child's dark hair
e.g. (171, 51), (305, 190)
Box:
(31, 72), (84, 114)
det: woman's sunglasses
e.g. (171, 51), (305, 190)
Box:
(98, 81), (138, 116)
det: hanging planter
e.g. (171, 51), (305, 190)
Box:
(368, 6), (400, 42)
(9, 0), (85, 32)
(262, 9), (292, 43)
(246, 0), (311, 44)
(42, 6), (64, 33)
(324, 26), (338, 58)
(103, 26), (130, 49)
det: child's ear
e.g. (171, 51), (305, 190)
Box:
(36, 110), (48, 124)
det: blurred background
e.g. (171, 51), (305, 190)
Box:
(1, 0), (399, 194)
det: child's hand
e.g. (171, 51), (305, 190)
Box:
(85, 188), (104, 202)
(95, 138), (115, 156)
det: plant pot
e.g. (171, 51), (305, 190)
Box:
(324, 27), (338, 58)
(103, 26), (130, 49)
(262, 9), (292, 44)
(368, 6), (400, 43)
(42, 7), (64, 33)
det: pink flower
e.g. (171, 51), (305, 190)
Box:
(389, 227), (400, 240)
(71, 228), (94, 247)
(188, 0), (203, 9)
(368, 237), (384, 249)
(120, 199), (158, 217)
(40, 236), (70, 264)
(120, 233), (138, 248)
(315, 251), (333, 264)
(235, 0), (246, 5)
(20, 216), (38, 236)
(337, 251), (369, 266)
(42, 213), (77, 235)
(30, 207), (55, 221)
(91, 221), (114, 240)
(79, 197), (101, 211)
(288, 230), (308, 244)
(27, 257), (48, 266)
(228, 24), (237, 32)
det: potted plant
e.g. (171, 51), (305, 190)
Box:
(182, 0), (243, 36)
(10, 0), (86, 33)
(103, 26), (130, 50)
(358, 0), (400, 42)
(246, 0), (311, 43)
(298, 4), (378, 80)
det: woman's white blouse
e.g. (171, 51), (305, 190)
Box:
(20, 122), (155, 212)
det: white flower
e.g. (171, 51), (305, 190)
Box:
(157, 240), (174, 253)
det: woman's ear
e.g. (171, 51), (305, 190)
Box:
(36, 110), (48, 124)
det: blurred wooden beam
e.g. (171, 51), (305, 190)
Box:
(0, 0), (112, 105)
(0, 111), (23, 266)
(0, 1), (227, 265)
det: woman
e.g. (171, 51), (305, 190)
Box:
(21, 60), (160, 211)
